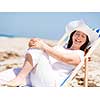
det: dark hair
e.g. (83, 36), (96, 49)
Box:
(65, 30), (89, 51)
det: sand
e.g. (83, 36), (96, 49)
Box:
(0, 37), (100, 87)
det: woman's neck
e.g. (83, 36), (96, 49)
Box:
(69, 45), (80, 50)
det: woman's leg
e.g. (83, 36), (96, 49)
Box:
(28, 51), (59, 87)
(0, 49), (58, 87)
(0, 55), (34, 87)
(0, 49), (42, 86)
(3, 53), (36, 87)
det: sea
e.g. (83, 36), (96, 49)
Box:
(0, 32), (64, 40)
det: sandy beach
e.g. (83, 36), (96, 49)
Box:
(0, 37), (29, 71)
(0, 37), (100, 87)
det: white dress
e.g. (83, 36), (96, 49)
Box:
(26, 46), (84, 87)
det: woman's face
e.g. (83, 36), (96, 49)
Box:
(72, 31), (87, 49)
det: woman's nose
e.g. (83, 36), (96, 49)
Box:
(76, 34), (81, 39)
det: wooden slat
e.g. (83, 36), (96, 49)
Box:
(84, 58), (88, 87)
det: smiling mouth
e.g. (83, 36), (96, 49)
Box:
(75, 39), (82, 44)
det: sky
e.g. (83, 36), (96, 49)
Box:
(0, 12), (100, 40)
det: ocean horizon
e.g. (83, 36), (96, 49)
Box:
(0, 32), (63, 40)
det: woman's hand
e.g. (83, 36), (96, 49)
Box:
(28, 38), (47, 50)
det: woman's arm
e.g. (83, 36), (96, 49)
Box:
(42, 43), (81, 66)
(29, 38), (81, 66)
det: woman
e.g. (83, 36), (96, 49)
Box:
(0, 22), (98, 87)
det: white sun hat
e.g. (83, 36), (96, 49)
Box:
(66, 20), (99, 46)
(65, 19), (85, 33)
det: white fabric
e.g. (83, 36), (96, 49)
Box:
(0, 68), (16, 84)
(26, 46), (84, 87)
